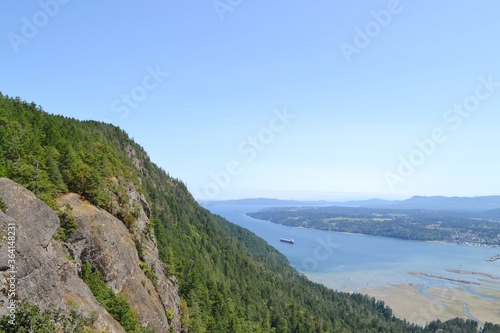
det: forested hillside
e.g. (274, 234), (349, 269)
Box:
(1, 93), (499, 332)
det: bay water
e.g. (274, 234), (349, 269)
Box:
(205, 203), (499, 293)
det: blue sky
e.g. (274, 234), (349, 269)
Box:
(1, 1), (500, 200)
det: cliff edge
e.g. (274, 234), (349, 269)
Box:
(0, 178), (181, 332)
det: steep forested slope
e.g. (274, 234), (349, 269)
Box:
(1, 93), (498, 333)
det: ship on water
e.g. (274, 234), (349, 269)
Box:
(486, 254), (500, 262)
(280, 238), (295, 244)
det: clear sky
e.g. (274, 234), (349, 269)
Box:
(1, 1), (500, 201)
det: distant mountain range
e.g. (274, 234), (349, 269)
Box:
(203, 198), (336, 206)
(207, 195), (500, 212)
(373, 195), (500, 211)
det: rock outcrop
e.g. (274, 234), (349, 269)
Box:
(0, 178), (126, 332)
(0, 178), (181, 332)
(58, 193), (181, 333)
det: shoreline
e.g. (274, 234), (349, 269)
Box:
(361, 283), (500, 326)
(272, 221), (500, 249)
(426, 240), (500, 249)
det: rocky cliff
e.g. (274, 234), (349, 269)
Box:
(0, 178), (181, 332)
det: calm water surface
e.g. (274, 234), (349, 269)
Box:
(205, 203), (500, 293)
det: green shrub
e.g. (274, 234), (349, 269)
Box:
(0, 197), (7, 213)
(0, 301), (95, 332)
(122, 212), (136, 230)
(54, 204), (77, 241)
(139, 261), (156, 285)
(80, 262), (152, 333)
(165, 309), (174, 324)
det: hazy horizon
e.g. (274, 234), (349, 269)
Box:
(197, 192), (500, 203)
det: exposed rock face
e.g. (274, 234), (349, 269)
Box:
(124, 145), (182, 331)
(0, 178), (182, 332)
(125, 182), (181, 330)
(126, 144), (147, 177)
(58, 193), (181, 333)
(0, 178), (125, 333)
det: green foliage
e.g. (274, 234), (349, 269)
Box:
(422, 318), (484, 333)
(0, 94), (135, 228)
(55, 204), (77, 241)
(0, 300), (95, 333)
(0, 197), (7, 213)
(80, 262), (152, 333)
(131, 202), (142, 219)
(483, 322), (500, 333)
(122, 211), (136, 230)
(165, 309), (175, 324)
(139, 261), (156, 285)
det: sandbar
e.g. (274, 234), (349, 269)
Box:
(361, 283), (500, 326)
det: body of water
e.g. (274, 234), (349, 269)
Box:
(205, 203), (499, 293)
